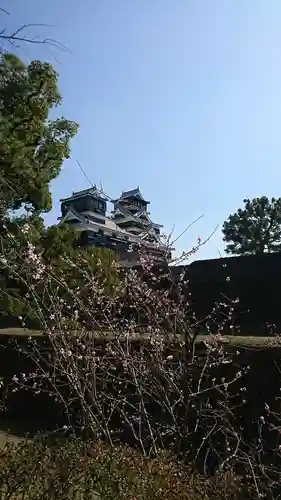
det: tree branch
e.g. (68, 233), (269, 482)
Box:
(0, 20), (71, 54)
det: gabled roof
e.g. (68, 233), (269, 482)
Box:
(58, 207), (85, 225)
(59, 208), (162, 244)
(60, 186), (106, 203)
(111, 205), (163, 229)
(114, 187), (150, 204)
(121, 187), (143, 199)
(58, 209), (167, 253)
(112, 205), (149, 220)
(138, 227), (162, 244)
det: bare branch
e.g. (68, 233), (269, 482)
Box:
(0, 7), (10, 15)
(0, 22), (71, 54)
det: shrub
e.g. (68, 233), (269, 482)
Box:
(1, 224), (281, 498)
(0, 437), (252, 500)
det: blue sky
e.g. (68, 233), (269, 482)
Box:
(3, 1), (281, 261)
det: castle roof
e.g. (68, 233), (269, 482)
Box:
(114, 187), (149, 204)
(60, 186), (106, 203)
(58, 207), (165, 250)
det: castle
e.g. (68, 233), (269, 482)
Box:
(58, 186), (170, 265)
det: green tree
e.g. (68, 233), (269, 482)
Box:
(0, 52), (78, 215)
(0, 215), (118, 325)
(222, 196), (281, 255)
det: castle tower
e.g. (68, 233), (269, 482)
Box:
(58, 185), (170, 264)
(111, 187), (163, 243)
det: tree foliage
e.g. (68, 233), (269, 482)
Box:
(0, 51), (118, 326)
(0, 52), (78, 215)
(222, 196), (281, 255)
(0, 214), (117, 318)
(0, 216), (118, 325)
